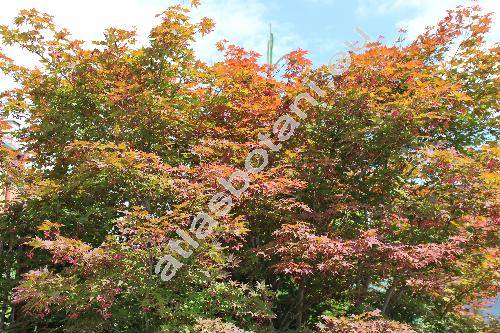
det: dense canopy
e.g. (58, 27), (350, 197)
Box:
(0, 2), (498, 332)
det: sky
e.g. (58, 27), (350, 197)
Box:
(0, 0), (499, 68)
(0, 0), (499, 316)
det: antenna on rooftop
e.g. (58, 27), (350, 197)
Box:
(266, 23), (274, 66)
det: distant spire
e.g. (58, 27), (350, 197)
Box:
(267, 23), (274, 66)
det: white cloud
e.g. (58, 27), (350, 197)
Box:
(0, 0), (302, 64)
(0, 0), (301, 91)
(190, 0), (300, 65)
(303, 0), (336, 4)
(357, 0), (499, 41)
(0, 0), (167, 90)
(0, 0), (168, 54)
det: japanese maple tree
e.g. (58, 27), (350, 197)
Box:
(0, 2), (498, 333)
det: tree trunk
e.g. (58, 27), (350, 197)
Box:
(0, 240), (11, 333)
(354, 275), (370, 307)
(296, 283), (305, 330)
(0, 239), (3, 332)
(0, 290), (8, 332)
(382, 279), (398, 315)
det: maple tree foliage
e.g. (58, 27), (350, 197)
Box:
(0, 2), (498, 332)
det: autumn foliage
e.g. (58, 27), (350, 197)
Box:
(0, 2), (498, 332)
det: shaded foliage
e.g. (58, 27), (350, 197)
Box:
(0, 2), (498, 332)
